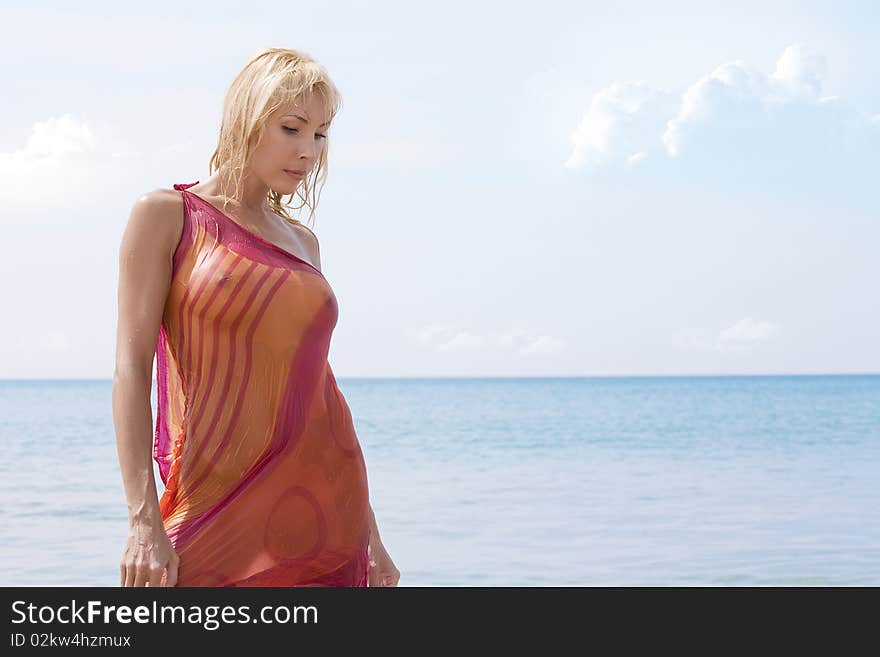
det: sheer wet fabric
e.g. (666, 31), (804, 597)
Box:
(153, 181), (371, 586)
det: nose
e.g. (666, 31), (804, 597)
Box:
(301, 143), (322, 167)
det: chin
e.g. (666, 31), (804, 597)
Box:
(271, 179), (299, 196)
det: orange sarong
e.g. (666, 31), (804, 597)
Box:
(153, 181), (371, 586)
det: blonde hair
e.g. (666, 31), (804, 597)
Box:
(208, 47), (342, 227)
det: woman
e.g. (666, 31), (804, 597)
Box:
(112, 47), (399, 587)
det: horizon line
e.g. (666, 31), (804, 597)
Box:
(1, 372), (879, 383)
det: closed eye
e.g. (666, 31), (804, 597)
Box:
(283, 126), (326, 139)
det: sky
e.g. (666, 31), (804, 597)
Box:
(0, 0), (877, 379)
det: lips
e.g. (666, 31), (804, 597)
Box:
(284, 169), (305, 178)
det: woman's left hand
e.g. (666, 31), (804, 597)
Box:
(368, 540), (400, 587)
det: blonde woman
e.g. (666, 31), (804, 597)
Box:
(112, 47), (399, 587)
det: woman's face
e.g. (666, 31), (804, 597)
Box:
(249, 93), (330, 196)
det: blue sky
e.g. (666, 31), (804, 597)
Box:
(1, 0), (877, 378)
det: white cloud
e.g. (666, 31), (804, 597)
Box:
(564, 81), (676, 170)
(415, 324), (566, 356)
(626, 152), (648, 167)
(565, 44), (879, 176)
(415, 324), (486, 353)
(0, 114), (107, 215)
(496, 327), (566, 355)
(437, 331), (486, 352)
(518, 334), (567, 356)
(0, 115), (105, 213)
(0, 114), (96, 171)
(661, 60), (769, 157)
(673, 317), (781, 354)
(770, 43), (828, 99)
(716, 317), (781, 352)
(662, 44), (836, 158)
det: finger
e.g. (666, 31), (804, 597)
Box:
(123, 563), (137, 588)
(133, 566), (149, 587)
(165, 559), (179, 587)
(148, 566), (165, 588)
(120, 563), (125, 587)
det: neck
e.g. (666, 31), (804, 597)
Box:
(215, 168), (269, 213)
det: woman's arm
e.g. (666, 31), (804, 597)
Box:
(366, 503), (400, 586)
(368, 504), (382, 545)
(113, 363), (162, 524)
(112, 189), (184, 587)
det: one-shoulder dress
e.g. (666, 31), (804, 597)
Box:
(153, 181), (371, 587)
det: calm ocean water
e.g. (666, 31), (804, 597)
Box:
(1, 375), (878, 586)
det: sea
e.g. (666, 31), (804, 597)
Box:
(1, 374), (878, 586)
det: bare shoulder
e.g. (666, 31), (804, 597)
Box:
(123, 188), (185, 262)
(290, 220), (322, 270)
(130, 187), (184, 229)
